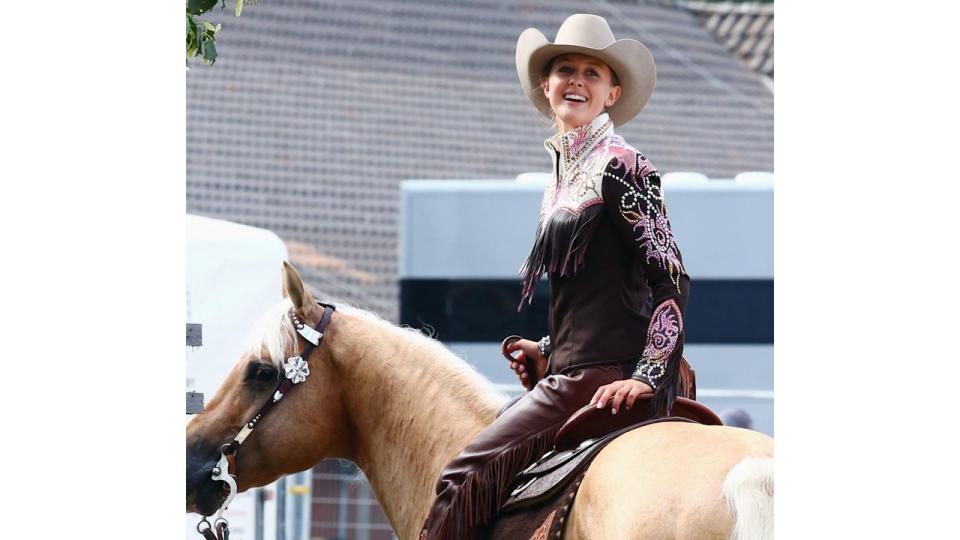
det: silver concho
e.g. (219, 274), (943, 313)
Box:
(283, 355), (310, 384)
(296, 324), (322, 346)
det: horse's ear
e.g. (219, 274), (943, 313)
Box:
(282, 261), (315, 317)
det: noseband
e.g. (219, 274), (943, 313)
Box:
(197, 302), (335, 539)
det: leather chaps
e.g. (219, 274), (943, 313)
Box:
(419, 362), (631, 540)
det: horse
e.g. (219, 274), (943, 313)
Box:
(186, 262), (774, 539)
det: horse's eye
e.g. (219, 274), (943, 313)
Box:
(246, 363), (277, 384)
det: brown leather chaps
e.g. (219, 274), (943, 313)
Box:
(419, 362), (630, 540)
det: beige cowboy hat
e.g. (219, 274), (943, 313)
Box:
(516, 14), (656, 127)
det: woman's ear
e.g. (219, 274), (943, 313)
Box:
(605, 85), (622, 107)
(541, 77), (550, 97)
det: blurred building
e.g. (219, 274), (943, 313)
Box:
(187, 0), (773, 323)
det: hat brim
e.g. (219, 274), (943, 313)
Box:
(516, 28), (656, 127)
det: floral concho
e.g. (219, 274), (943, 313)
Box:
(283, 355), (310, 384)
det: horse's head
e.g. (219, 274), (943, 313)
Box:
(186, 262), (352, 515)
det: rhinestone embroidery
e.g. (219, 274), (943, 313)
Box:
(644, 299), (683, 360)
(540, 115), (613, 220)
(606, 163), (686, 293)
(632, 299), (683, 386)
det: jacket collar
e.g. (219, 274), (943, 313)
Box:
(544, 113), (614, 178)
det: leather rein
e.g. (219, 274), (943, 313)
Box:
(197, 302), (335, 540)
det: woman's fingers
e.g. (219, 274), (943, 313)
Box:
(610, 385), (632, 414)
(624, 386), (644, 410)
(589, 387), (605, 406)
(593, 385), (616, 408)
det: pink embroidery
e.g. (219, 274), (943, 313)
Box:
(567, 124), (590, 155)
(642, 299), (683, 363)
(539, 118), (613, 220)
(609, 164), (685, 292)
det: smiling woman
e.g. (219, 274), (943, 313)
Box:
(540, 54), (622, 133)
(415, 13), (748, 540)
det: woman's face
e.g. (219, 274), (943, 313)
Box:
(541, 53), (622, 132)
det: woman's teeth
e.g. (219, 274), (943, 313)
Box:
(564, 94), (587, 102)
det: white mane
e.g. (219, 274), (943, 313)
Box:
(242, 299), (507, 409)
(242, 298), (298, 369)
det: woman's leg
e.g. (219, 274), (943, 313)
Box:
(420, 364), (625, 540)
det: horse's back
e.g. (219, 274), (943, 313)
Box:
(563, 422), (773, 540)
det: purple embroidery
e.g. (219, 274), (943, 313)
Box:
(567, 124), (590, 155)
(642, 299), (683, 363)
(608, 161), (686, 292)
(539, 119), (613, 220)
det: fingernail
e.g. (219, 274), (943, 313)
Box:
(611, 408), (617, 415)
(596, 401), (603, 408)
(589, 399), (595, 406)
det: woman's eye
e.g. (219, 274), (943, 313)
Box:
(558, 66), (572, 73)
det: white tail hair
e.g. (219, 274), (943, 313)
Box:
(722, 457), (774, 540)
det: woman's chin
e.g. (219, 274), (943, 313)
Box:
(556, 109), (597, 130)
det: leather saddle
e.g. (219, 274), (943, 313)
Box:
(501, 396), (722, 512)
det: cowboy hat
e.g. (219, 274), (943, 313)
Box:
(515, 14), (656, 127)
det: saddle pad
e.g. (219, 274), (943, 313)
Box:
(500, 416), (694, 513)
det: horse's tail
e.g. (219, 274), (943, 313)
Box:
(722, 456), (774, 540)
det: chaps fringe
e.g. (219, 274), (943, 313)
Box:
(432, 426), (561, 540)
(519, 205), (604, 309)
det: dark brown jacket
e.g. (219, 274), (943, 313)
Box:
(519, 113), (690, 414)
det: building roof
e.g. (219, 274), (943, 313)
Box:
(679, 1), (774, 82)
(187, 0), (773, 322)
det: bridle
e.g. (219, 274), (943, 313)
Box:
(196, 302), (336, 540)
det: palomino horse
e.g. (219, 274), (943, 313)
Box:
(186, 263), (774, 539)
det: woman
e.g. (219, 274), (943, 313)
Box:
(420, 14), (691, 539)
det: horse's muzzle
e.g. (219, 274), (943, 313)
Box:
(186, 439), (229, 516)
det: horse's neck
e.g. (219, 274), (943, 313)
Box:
(329, 312), (504, 538)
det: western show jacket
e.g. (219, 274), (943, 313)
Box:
(518, 113), (691, 415)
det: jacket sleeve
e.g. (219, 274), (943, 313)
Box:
(601, 152), (691, 414)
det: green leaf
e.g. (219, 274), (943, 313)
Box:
(195, 23), (204, 51)
(203, 41), (218, 64)
(186, 0), (218, 15)
(202, 21), (216, 32)
(235, 0), (243, 17)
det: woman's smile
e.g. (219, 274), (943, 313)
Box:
(541, 53), (621, 132)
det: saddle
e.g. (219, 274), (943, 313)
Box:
(484, 396), (723, 539)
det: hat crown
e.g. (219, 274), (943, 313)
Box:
(554, 14), (617, 49)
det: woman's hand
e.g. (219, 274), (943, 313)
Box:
(590, 379), (654, 414)
(503, 338), (548, 390)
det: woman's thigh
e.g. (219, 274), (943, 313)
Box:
(469, 363), (625, 452)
